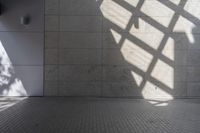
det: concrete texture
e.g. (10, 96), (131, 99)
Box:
(0, 97), (200, 133)
(45, 0), (200, 98)
(0, 0), (44, 96)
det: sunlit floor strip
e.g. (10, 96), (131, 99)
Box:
(0, 97), (27, 112)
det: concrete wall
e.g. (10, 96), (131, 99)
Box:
(0, 0), (44, 96)
(44, 0), (200, 98)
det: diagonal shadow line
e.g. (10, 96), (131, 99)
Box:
(127, 63), (174, 95)
(113, 0), (172, 33)
(113, 0), (194, 40)
(138, 0), (187, 93)
(103, 0), (175, 71)
(103, 28), (175, 94)
(158, 0), (200, 25)
(103, 18), (174, 67)
(137, 1), (185, 94)
(102, 21), (175, 94)
(114, 0), (145, 49)
(103, 0), (175, 94)
(124, 33), (174, 67)
(132, 0), (145, 28)
(109, 0), (189, 96)
(113, 0), (199, 37)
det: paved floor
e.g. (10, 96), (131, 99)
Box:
(0, 97), (200, 133)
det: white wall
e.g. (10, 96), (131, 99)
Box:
(0, 0), (44, 96)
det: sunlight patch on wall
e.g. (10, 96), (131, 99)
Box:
(169, 0), (181, 5)
(130, 32), (164, 50)
(124, 0), (139, 7)
(184, 0), (200, 19)
(110, 29), (122, 44)
(129, 17), (164, 50)
(129, 18), (164, 34)
(2, 79), (27, 96)
(121, 39), (153, 72)
(0, 41), (27, 96)
(131, 71), (143, 86)
(141, 0), (174, 27)
(151, 59), (174, 89)
(99, 0), (175, 102)
(100, 0), (132, 16)
(142, 81), (173, 100)
(100, 0), (132, 29)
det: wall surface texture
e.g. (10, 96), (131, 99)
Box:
(0, 0), (44, 96)
(4, 0), (200, 98)
(45, 0), (200, 98)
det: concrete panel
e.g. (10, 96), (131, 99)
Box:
(60, 16), (102, 32)
(60, 0), (101, 15)
(174, 66), (187, 82)
(173, 82), (187, 97)
(44, 81), (58, 96)
(103, 47), (153, 72)
(103, 66), (138, 82)
(102, 32), (122, 49)
(45, 49), (58, 65)
(103, 49), (129, 66)
(59, 82), (101, 96)
(187, 82), (200, 97)
(45, 32), (59, 49)
(44, 0), (200, 98)
(102, 82), (141, 97)
(187, 67), (200, 82)
(45, 65), (58, 81)
(174, 50), (188, 66)
(60, 33), (102, 49)
(188, 50), (200, 66)
(45, 0), (59, 15)
(59, 65), (102, 82)
(45, 16), (59, 31)
(59, 49), (102, 65)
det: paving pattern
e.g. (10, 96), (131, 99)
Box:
(0, 97), (200, 133)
